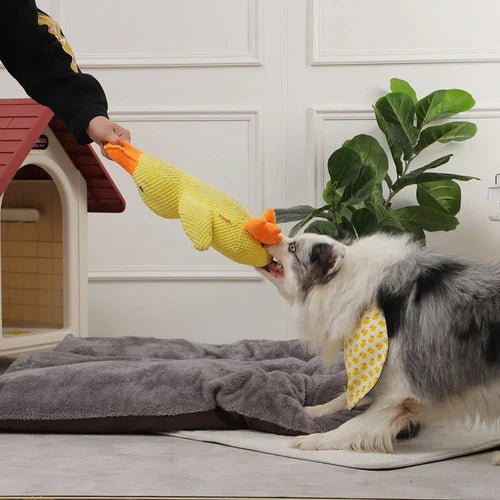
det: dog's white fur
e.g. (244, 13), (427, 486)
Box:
(261, 233), (500, 463)
(263, 234), (422, 453)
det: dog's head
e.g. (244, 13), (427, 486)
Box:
(258, 233), (346, 302)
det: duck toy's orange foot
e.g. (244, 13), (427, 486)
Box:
(245, 208), (283, 246)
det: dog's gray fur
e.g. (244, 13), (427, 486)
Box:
(377, 249), (500, 403)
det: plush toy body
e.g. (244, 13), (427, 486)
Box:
(105, 142), (281, 267)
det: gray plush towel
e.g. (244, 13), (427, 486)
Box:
(0, 335), (359, 435)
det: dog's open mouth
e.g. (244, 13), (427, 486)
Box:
(263, 257), (284, 279)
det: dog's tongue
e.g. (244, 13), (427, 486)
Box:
(265, 259), (284, 278)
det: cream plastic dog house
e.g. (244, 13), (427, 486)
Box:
(0, 99), (125, 356)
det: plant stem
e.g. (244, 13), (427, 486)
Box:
(402, 155), (415, 175)
(384, 154), (415, 207)
(350, 221), (360, 239)
(330, 196), (338, 224)
(385, 190), (396, 205)
(328, 183), (339, 224)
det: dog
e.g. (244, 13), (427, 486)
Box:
(259, 232), (500, 463)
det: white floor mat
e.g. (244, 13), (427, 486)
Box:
(164, 423), (500, 470)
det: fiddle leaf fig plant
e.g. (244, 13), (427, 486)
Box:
(276, 78), (479, 242)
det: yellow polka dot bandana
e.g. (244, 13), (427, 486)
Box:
(344, 305), (388, 409)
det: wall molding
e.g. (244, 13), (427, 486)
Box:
(100, 106), (263, 282)
(310, 105), (500, 205)
(88, 266), (263, 282)
(310, 0), (500, 65)
(60, 0), (262, 68)
(309, 108), (363, 206)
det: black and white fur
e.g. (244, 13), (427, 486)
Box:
(260, 233), (500, 463)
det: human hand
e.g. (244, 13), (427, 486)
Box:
(86, 116), (131, 158)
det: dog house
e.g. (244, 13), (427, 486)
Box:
(0, 99), (125, 356)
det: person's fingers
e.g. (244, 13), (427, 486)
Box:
(86, 117), (132, 158)
(99, 143), (110, 159)
(118, 129), (131, 142)
(113, 124), (131, 143)
(103, 130), (122, 144)
(102, 127), (130, 145)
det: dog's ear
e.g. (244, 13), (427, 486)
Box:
(310, 243), (336, 273)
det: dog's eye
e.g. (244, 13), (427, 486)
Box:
(288, 242), (296, 253)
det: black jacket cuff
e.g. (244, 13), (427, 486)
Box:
(68, 104), (109, 145)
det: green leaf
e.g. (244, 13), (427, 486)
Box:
(322, 181), (333, 204)
(338, 205), (353, 221)
(330, 216), (358, 240)
(374, 93), (417, 160)
(414, 122), (477, 154)
(342, 134), (389, 183)
(415, 89), (475, 128)
(416, 180), (461, 216)
(392, 206), (459, 232)
(289, 219), (306, 237)
(275, 205), (315, 223)
(340, 165), (378, 205)
(388, 154), (454, 192)
(327, 147), (362, 187)
(327, 136), (384, 207)
(304, 220), (338, 238)
(365, 200), (388, 222)
(322, 184), (343, 208)
(379, 211), (406, 232)
(408, 154), (453, 177)
(351, 208), (379, 236)
(374, 106), (404, 176)
(392, 172), (478, 194)
(408, 228), (427, 243)
(285, 206), (332, 236)
(390, 78), (417, 105)
(371, 183), (385, 204)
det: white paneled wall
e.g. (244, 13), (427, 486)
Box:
(58, 0), (261, 67)
(2, 1), (499, 341)
(311, 0), (500, 64)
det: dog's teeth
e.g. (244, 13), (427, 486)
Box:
(262, 256), (284, 278)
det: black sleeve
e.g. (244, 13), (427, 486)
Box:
(0, 0), (109, 144)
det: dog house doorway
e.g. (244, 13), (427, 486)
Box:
(1, 164), (64, 335)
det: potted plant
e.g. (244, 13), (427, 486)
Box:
(276, 79), (478, 242)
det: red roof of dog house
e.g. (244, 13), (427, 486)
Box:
(0, 98), (125, 213)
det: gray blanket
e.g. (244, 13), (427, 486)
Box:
(0, 335), (359, 435)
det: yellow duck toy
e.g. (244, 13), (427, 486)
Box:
(104, 142), (282, 267)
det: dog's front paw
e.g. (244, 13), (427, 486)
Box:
(291, 433), (338, 451)
(303, 405), (324, 419)
(492, 451), (500, 466)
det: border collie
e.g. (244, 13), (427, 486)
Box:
(260, 233), (500, 463)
